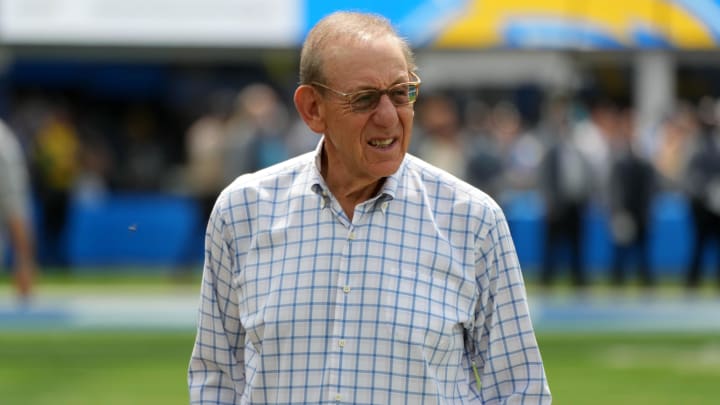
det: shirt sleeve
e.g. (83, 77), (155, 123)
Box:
(188, 197), (246, 404)
(467, 204), (552, 404)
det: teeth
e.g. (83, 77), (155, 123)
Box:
(369, 139), (393, 147)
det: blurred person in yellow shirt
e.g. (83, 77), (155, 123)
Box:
(30, 106), (80, 268)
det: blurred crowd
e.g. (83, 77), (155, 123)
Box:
(412, 91), (720, 289)
(2, 80), (720, 289)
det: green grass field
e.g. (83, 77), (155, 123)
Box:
(1, 331), (719, 404)
(538, 333), (720, 404)
(0, 331), (195, 405)
(2, 272), (719, 403)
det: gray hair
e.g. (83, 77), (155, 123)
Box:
(298, 11), (416, 85)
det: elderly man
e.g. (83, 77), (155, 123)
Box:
(189, 11), (551, 404)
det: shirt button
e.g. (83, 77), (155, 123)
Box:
(343, 285), (351, 294)
(338, 339), (346, 348)
(335, 394), (343, 401)
(348, 232), (356, 240)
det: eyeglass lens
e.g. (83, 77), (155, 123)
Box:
(349, 83), (419, 112)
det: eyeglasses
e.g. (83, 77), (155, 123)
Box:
(311, 72), (421, 113)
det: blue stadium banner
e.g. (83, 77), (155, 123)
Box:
(303, 0), (466, 47)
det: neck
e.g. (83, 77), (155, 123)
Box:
(321, 152), (385, 220)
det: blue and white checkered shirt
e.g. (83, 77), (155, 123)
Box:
(189, 140), (551, 404)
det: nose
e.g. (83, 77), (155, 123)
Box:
(371, 94), (399, 127)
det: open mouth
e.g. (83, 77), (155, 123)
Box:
(368, 138), (395, 148)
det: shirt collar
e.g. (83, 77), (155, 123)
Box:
(310, 137), (401, 212)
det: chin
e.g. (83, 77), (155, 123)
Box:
(371, 161), (403, 178)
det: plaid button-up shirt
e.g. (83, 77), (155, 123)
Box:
(189, 140), (551, 404)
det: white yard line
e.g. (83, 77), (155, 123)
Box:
(1, 288), (719, 332)
(530, 292), (720, 333)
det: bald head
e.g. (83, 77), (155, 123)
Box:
(298, 11), (416, 85)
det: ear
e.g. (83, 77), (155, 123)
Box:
(294, 85), (326, 134)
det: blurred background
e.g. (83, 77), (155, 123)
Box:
(1, 0), (719, 404)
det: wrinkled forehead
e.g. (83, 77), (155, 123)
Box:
(322, 30), (397, 59)
(321, 34), (408, 78)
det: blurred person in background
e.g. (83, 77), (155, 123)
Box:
(684, 97), (720, 289)
(29, 103), (80, 269)
(413, 92), (468, 178)
(188, 11), (550, 404)
(285, 111), (321, 158)
(71, 131), (114, 203)
(607, 105), (657, 287)
(220, 88), (256, 182)
(573, 96), (616, 208)
(0, 119), (37, 299)
(463, 98), (505, 200)
(285, 115), (321, 157)
(178, 89), (237, 272)
(118, 103), (169, 191)
(652, 101), (699, 190)
(185, 89), (235, 223)
(537, 95), (594, 287)
(222, 82), (290, 183)
(486, 100), (544, 203)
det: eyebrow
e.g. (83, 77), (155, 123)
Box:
(348, 77), (415, 92)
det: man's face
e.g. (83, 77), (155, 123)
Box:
(318, 35), (415, 184)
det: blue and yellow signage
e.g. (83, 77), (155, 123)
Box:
(306, 0), (720, 49)
(435, 0), (720, 49)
